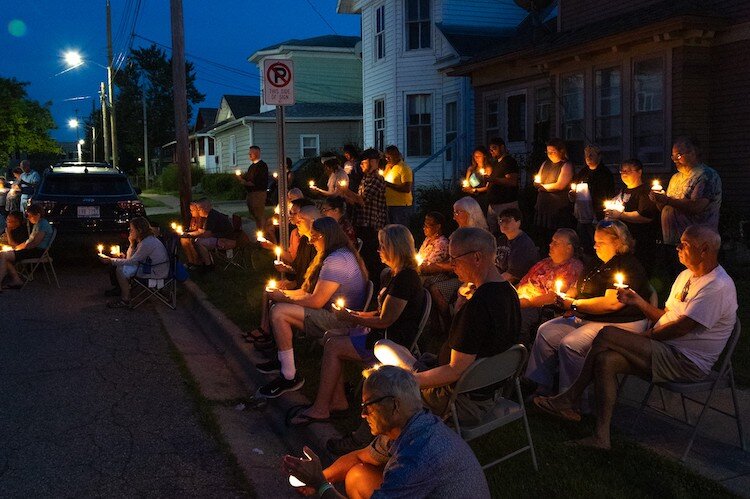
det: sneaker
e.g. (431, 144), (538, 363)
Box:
(255, 358), (281, 374)
(258, 374), (304, 398)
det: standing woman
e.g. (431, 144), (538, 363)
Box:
(534, 138), (574, 244)
(311, 156), (349, 198)
(462, 146), (493, 211)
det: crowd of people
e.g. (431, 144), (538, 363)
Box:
(226, 137), (737, 497)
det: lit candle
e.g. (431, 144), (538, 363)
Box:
(2, 245), (13, 252)
(274, 205), (280, 215)
(534, 174), (542, 184)
(170, 222), (177, 230)
(570, 183), (577, 191)
(415, 254), (424, 266)
(273, 172), (278, 179)
(377, 169), (385, 176)
(651, 179), (664, 192)
(338, 179), (348, 187)
(479, 167), (486, 176)
(274, 246), (282, 264)
(110, 245), (120, 256)
(308, 180), (316, 188)
(614, 272), (628, 289)
(96, 244), (104, 254)
(603, 199), (625, 212)
(265, 278), (278, 292)
(555, 279), (564, 296)
(176, 224), (184, 234)
(462, 179), (469, 188)
(256, 231), (266, 243)
(332, 297), (346, 310)
(272, 217), (279, 226)
(235, 169), (241, 176)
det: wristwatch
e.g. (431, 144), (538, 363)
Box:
(570, 300), (579, 312)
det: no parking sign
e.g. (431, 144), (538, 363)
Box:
(263, 59), (295, 106)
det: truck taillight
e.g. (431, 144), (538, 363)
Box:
(118, 200), (144, 211)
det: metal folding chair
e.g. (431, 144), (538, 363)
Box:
(18, 227), (60, 288)
(445, 344), (539, 471)
(384, 288), (431, 356)
(213, 215), (254, 271)
(130, 233), (179, 310)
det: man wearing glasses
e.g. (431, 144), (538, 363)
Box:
(650, 136), (722, 277)
(282, 365), (489, 498)
(533, 225), (736, 450)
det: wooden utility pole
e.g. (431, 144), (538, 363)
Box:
(142, 93), (149, 188)
(170, 0), (191, 222)
(106, 0), (118, 169)
(100, 82), (110, 164)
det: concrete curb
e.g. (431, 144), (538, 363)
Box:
(181, 280), (343, 461)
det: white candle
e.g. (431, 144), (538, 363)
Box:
(265, 279), (278, 292)
(176, 224), (184, 235)
(613, 273), (628, 289)
(256, 231), (266, 243)
(462, 179), (469, 188)
(274, 246), (282, 262)
(96, 244), (104, 254)
(235, 169), (241, 176)
(308, 180), (315, 188)
(534, 174), (542, 184)
(555, 279), (564, 295)
(603, 199), (625, 212)
(651, 179), (663, 192)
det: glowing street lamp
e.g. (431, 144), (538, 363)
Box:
(63, 50), (83, 69)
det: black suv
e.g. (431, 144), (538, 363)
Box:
(30, 162), (146, 236)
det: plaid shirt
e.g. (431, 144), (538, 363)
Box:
(354, 173), (387, 229)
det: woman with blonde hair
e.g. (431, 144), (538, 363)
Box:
(525, 220), (650, 403)
(256, 217), (368, 398)
(287, 224), (425, 425)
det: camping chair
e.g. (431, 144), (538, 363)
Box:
(445, 344), (539, 471)
(630, 318), (744, 461)
(362, 280), (375, 311)
(213, 215), (254, 271)
(130, 233), (179, 310)
(18, 227), (60, 288)
(356, 237), (363, 252)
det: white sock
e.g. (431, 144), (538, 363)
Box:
(278, 349), (296, 380)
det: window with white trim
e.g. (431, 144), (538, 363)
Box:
(229, 135), (236, 166)
(486, 98), (501, 144)
(375, 5), (385, 60)
(300, 135), (320, 158)
(374, 98), (385, 152)
(561, 72), (585, 162)
(406, 94), (432, 157)
(633, 57), (665, 168)
(595, 67), (622, 165)
(405, 0), (430, 50)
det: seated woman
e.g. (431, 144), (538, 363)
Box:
(415, 211), (450, 287)
(515, 228), (584, 345)
(0, 211), (29, 247)
(288, 224), (425, 425)
(0, 205), (53, 290)
(255, 217), (368, 398)
(495, 207), (539, 284)
(99, 216), (169, 308)
(524, 220), (650, 398)
(320, 196), (357, 243)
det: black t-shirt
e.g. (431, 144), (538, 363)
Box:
(365, 267), (424, 349)
(495, 231), (539, 282)
(203, 209), (234, 238)
(244, 160), (269, 193)
(291, 237), (316, 288)
(572, 163), (615, 221)
(438, 281), (520, 365)
(575, 253), (649, 323)
(616, 184), (660, 251)
(487, 155), (519, 205)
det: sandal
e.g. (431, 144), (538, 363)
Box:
(533, 396), (581, 422)
(243, 328), (270, 343)
(106, 298), (131, 309)
(285, 405), (332, 427)
(286, 404), (349, 425)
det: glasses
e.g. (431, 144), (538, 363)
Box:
(309, 233), (323, 242)
(320, 207), (333, 214)
(619, 168), (638, 174)
(499, 217), (517, 224)
(449, 249), (477, 263)
(671, 153), (684, 161)
(361, 395), (394, 415)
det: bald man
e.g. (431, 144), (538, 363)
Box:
(534, 225), (737, 450)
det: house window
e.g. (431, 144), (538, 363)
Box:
(375, 5), (385, 60)
(486, 98), (500, 144)
(535, 87), (553, 124)
(595, 67), (622, 165)
(300, 135), (320, 158)
(561, 72), (585, 163)
(405, 0), (430, 50)
(633, 57), (665, 168)
(374, 98), (386, 152)
(229, 135), (236, 166)
(406, 94), (432, 157)
(445, 101), (457, 161)
(507, 94), (526, 143)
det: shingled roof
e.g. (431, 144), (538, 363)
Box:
(222, 95), (261, 120)
(255, 35), (360, 53)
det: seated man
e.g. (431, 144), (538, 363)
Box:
(375, 227), (520, 423)
(534, 225), (738, 450)
(181, 197), (233, 270)
(283, 365), (490, 499)
(0, 205), (53, 290)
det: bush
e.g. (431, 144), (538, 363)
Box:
(202, 173), (246, 200)
(158, 163), (204, 192)
(412, 185), (463, 243)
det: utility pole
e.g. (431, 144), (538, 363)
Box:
(170, 0), (191, 222)
(100, 82), (110, 164)
(106, 0), (119, 169)
(142, 92), (149, 188)
(91, 99), (97, 162)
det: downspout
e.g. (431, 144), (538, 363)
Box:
(242, 118), (254, 167)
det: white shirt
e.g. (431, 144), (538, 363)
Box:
(656, 266), (737, 373)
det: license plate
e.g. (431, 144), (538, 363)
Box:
(77, 206), (100, 218)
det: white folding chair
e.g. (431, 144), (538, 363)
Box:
(384, 288), (431, 356)
(631, 318), (744, 461)
(19, 227), (60, 288)
(445, 344), (539, 471)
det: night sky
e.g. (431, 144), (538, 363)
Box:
(1, 1), (360, 141)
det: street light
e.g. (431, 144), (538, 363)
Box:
(63, 50), (83, 69)
(67, 118), (79, 129)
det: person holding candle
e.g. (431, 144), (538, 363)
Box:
(534, 138), (574, 245)
(180, 198), (233, 271)
(98, 217), (168, 308)
(0, 206), (48, 290)
(461, 146), (493, 212)
(178, 202), (204, 264)
(287, 224), (424, 426)
(415, 212), (451, 286)
(486, 138), (520, 236)
(255, 217), (368, 398)
(341, 144), (363, 193)
(524, 220), (650, 399)
(0, 211), (28, 249)
(569, 144), (615, 254)
(534, 225), (737, 450)
(310, 155), (349, 198)
(381, 145), (414, 227)
(605, 158), (660, 275)
(237, 145), (269, 232)
(4, 168), (22, 213)
(320, 196), (357, 243)
(515, 228), (584, 346)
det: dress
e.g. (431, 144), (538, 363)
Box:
(534, 160), (572, 229)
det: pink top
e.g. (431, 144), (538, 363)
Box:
(418, 235), (449, 265)
(517, 257), (584, 298)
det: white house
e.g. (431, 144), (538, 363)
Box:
(337, 0), (528, 186)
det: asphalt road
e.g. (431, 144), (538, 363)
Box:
(0, 260), (250, 497)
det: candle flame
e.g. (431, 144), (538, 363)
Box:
(534, 174), (542, 183)
(614, 273), (626, 288)
(170, 222), (177, 230)
(378, 169), (385, 176)
(308, 180), (315, 187)
(555, 279), (564, 294)
(462, 179), (469, 188)
(335, 298), (345, 310)
(570, 183), (577, 191)
(273, 172), (278, 178)
(235, 169), (241, 176)
(416, 254), (424, 266)
(97, 244), (104, 253)
(274, 205), (280, 214)
(256, 230), (265, 242)
(110, 245), (120, 256)
(266, 278), (277, 291)
(479, 168), (486, 176)
(274, 246), (282, 259)
(272, 217), (279, 226)
(338, 179), (348, 187)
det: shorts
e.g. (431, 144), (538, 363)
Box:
(350, 330), (378, 365)
(14, 247), (44, 261)
(195, 237), (219, 250)
(650, 340), (707, 384)
(303, 307), (350, 339)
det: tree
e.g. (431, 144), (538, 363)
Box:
(108, 44), (204, 174)
(0, 77), (60, 169)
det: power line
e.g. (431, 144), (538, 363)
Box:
(304, 0), (339, 35)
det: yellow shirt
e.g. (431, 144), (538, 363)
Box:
(384, 161), (413, 206)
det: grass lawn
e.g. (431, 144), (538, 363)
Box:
(139, 196), (166, 208)
(157, 209), (742, 497)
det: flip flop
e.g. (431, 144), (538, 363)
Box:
(286, 404), (347, 426)
(243, 328), (270, 343)
(533, 396), (581, 422)
(286, 411), (331, 427)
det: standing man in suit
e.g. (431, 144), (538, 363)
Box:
(238, 146), (269, 230)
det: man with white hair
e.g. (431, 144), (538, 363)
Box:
(18, 160), (40, 213)
(534, 225), (737, 450)
(282, 365), (489, 498)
